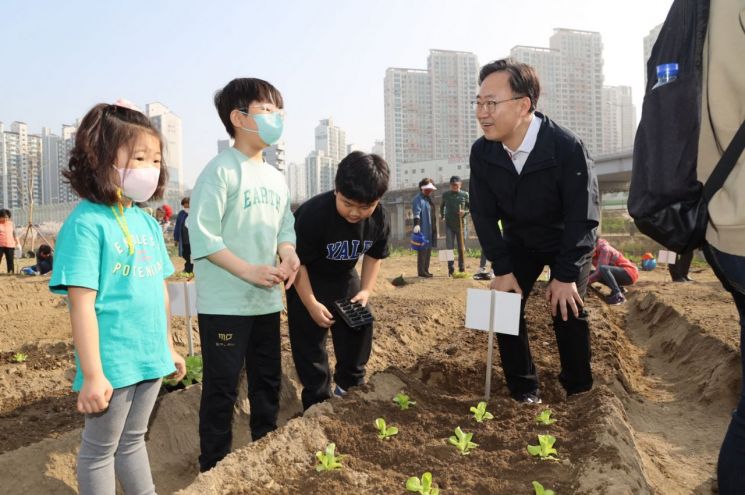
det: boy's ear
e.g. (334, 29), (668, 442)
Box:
(229, 109), (243, 128)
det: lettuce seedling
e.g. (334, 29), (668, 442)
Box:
(470, 401), (494, 423)
(448, 426), (478, 455)
(535, 409), (557, 426)
(315, 442), (345, 472)
(532, 481), (556, 495)
(393, 391), (416, 410)
(527, 434), (559, 461)
(406, 471), (440, 495)
(11, 353), (27, 363)
(375, 418), (399, 440)
(163, 354), (203, 387)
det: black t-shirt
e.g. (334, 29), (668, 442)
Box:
(294, 190), (390, 278)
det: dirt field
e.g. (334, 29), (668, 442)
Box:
(0, 254), (740, 494)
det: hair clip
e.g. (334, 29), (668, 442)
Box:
(112, 98), (143, 113)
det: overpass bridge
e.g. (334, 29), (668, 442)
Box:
(593, 148), (633, 193)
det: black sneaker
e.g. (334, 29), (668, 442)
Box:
(516, 392), (542, 404)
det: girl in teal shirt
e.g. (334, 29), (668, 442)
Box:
(49, 100), (185, 495)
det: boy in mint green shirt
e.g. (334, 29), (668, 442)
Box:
(188, 78), (299, 472)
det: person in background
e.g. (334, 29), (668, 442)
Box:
(173, 197), (192, 273)
(440, 175), (469, 276)
(669, 251), (694, 282)
(588, 238), (639, 305)
(0, 209), (19, 274)
(21, 244), (53, 276)
(411, 178), (437, 278)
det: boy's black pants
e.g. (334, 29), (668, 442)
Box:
(496, 246), (593, 399)
(197, 312), (281, 472)
(287, 274), (373, 411)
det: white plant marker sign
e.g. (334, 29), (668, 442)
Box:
(465, 288), (521, 400)
(657, 250), (677, 265)
(438, 249), (455, 262)
(167, 280), (197, 356)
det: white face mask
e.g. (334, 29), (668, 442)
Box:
(116, 167), (160, 202)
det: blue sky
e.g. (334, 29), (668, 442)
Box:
(1, 0), (673, 188)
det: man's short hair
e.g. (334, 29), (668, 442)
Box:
(335, 151), (390, 204)
(449, 175), (461, 184)
(479, 58), (540, 112)
(214, 78), (284, 138)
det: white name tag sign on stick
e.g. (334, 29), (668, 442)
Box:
(657, 250), (677, 265)
(438, 249), (455, 262)
(167, 280), (198, 356)
(465, 288), (521, 400)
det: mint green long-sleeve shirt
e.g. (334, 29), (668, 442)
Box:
(188, 147), (296, 315)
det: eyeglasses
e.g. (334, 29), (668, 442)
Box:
(472, 96), (526, 113)
(238, 104), (286, 119)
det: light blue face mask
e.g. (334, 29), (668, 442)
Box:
(238, 111), (284, 146)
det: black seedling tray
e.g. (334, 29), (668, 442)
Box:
(333, 298), (374, 329)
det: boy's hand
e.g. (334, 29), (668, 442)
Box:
(168, 350), (187, 382)
(545, 279), (583, 321)
(308, 300), (335, 328)
(278, 246), (300, 289)
(350, 289), (371, 307)
(244, 264), (284, 288)
(78, 373), (113, 414)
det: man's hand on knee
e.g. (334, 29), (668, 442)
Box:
(545, 279), (583, 321)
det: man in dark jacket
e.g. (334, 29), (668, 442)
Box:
(173, 197), (193, 273)
(469, 58), (599, 404)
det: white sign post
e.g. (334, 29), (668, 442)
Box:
(657, 250), (677, 265)
(465, 288), (521, 400)
(167, 280), (198, 356)
(438, 249), (455, 262)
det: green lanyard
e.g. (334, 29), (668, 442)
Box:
(111, 203), (135, 255)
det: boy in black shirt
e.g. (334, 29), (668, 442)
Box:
(288, 152), (390, 410)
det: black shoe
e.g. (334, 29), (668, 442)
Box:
(515, 392), (542, 404)
(423, 272), (434, 278)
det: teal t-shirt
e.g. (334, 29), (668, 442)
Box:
(188, 147), (296, 316)
(49, 200), (175, 391)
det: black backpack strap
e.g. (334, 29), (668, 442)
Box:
(703, 120), (745, 202)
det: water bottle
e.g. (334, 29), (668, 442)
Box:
(652, 63), (679, 89)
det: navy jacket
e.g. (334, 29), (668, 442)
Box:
(469, 113), (599, 283)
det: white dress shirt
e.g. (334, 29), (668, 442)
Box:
(502, 114), (541, 174)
